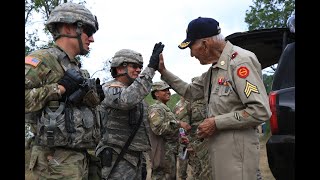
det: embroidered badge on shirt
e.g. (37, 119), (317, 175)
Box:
(237, 66), (249, 78)
(244, 80), (260, 98)
(25, 56), (41, 67)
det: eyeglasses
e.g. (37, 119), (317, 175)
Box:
(82, 26), (95, 37)
(127, 63), (143, 69)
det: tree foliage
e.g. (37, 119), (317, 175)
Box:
(25, 0), (86, 55)
(245, 0), (295, 30)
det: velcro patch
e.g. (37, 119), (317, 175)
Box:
(25, 56), (41, 68)
(237, 66), (249, 78)
(244, 80), (260, 98)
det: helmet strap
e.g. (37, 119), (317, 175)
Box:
(114, 65), (135, 83)
(76, 22), (89, 55)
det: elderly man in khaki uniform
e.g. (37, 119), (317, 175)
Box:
(157, 17), (271, 180)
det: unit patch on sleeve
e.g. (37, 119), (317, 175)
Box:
(244, 80), (260, 98)
(25, 56), (41, 68)
(237, 66), (249, 78)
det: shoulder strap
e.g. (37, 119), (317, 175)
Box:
(109, 102), (144, 176)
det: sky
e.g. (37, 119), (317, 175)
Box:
(28, 0), (256, 83)
(80, 0), (255, 83)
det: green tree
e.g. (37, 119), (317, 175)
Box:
(245, 0), (295, 30)
(25, 0), (86, 55)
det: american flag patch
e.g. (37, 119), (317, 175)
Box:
(25, 56), (41, 67)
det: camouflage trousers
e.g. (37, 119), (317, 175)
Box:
(193, 139), (213, 180)
(151, 151), (177, 180)
(101, 150), (143, 180)
(178, 145), (202, 180)
(28, 145), (94, 180)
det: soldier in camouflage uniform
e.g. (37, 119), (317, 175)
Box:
(25, 2), (105, 180)
(95, 45), (164, 180)
(158, 17), (271, 180)
(148, 81), (191, 180)
(173, 82), (212, 180)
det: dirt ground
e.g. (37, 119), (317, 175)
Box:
(25, 134), (275, 180)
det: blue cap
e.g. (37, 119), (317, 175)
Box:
(178, 17), (221, 49)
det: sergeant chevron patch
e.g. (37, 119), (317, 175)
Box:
(244, 80), (260, 98)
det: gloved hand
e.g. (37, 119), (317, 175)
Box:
(58, 68), (84, 96)
(147, 42), (165, 70)
(96, 78), (105, 102)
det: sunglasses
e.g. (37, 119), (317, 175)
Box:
(82, 26), (95, 37)
(127, 63), (143, 69)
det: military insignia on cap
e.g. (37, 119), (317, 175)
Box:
(179, 41), (190, 48)
(237, 66), (249, 78)
(244, 80), (260, 98)
(25, 56), (41, 68)
(234, 112), (241, 121)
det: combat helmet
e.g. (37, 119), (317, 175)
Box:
(151, 81), (170, 92)
(110, 49), (143, 78)
(46, 2), (99, 36)
(111, 49), (143, 68)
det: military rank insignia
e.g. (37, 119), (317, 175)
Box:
(179, 41), (190, 48)
(244, 80), (260, 98)
(25, 56), (41, 68)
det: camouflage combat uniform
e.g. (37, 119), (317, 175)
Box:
(174, 98), (212, 180)
(148, 81), (180, 180)
(95, 49), (155, 180)
(25, 3), (102, 180)
(25, 45), (101, 179)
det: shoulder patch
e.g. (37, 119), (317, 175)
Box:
(237, 66), (249, 78)
(25, 56), (41, 68)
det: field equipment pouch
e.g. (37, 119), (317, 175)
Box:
(36, 101), (100, 149)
